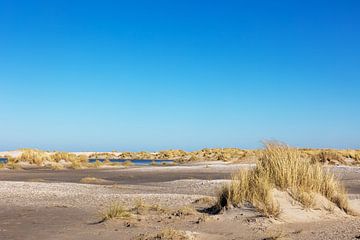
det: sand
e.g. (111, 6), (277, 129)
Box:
(1, 163), (360, 240)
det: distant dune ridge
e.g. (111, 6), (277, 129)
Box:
(0, 145), (360, 169)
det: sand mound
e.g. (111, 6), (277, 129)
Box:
(272, 189), (348, 223)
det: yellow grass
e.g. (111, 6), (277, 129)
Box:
(131, 199), (168, 215)
(92, 159), (104, 168)
(50, 164), (64, 170)
(172, 205), (198, 217)
(17, 149), (51, 165)
(101, 203), (131, 222)
(6, 162), (22, 170)
(6, 149), (89, 169)
(218, 143), (350, 217)
(80, 177), (106, 184)
(136, 228), (191, 240)
(122, 160), (134, 166)
(51, 152), (88, 163)
(69, 161), (83, 169)
(4, 147), (360, 170)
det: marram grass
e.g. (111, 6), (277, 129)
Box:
(218, 143), (350, 217)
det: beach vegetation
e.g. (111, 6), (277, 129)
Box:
(216, 143), (350, 217)
(100, 203), (131, 222)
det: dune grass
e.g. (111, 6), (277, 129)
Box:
(131, 199), (168, 215)
(17, 149), (51, 165)
(50, 164), (64, 170)
(122, 160), (134, 167)
(217, 143), (350, 217)
(5, 161), (23, 170)
(100, 203), (131, 222)
(80, 177), (107, 184)
(4, 147), (360, 170)
(91, 159), (104, 168)
(136, 228), (191, 240)
(172, 205), (198, 217)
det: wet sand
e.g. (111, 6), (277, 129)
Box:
(1, 164), (360, 194)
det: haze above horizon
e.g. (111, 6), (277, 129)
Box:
(1, 1), (359, 151)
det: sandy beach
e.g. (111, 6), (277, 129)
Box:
(1, 163), (360, 240)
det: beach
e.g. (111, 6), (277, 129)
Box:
(1, 163), (360, 240)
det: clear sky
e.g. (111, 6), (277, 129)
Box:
(0, 1), (359, 151)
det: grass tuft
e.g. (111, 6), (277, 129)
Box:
(80, 177), (106, 184)
(217, 142), (350, 217)
(122, 160), (134, 167)
(100, 203), (131, 222)
(136, 228), (192, 240)
(131, 199), (168, 214)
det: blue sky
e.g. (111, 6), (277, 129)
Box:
(0, 1), (359, 151)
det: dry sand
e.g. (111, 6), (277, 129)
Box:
(1, 163), (360, 240)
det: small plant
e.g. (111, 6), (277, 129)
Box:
(50, 164), (64, 170)
(100, 203), (131, 222)
(80, 177), (106, 184)
(122, 160), (134, 167)
(193, 196), (215, 205)
(264, 230), (289, 240)
(69, 161), (82, 169)
(172, 206), (197, 217)
(93, 159), (103, 168)
(103, 159), (111, 165)
(136, 228), (191, 240)
(131, 199), (168, 215)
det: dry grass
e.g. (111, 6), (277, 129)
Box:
(193, 196), (215, 205)
(80, 177), (106, 184)
(3, 147), (360, 170)
(51, 152), (88, 163)
(92, 160), (104, 168)
(132, 199), (168, 215)
(136, 228), (192, 240)
(68, 161), (83, 169)
(122, 160), (134, 167)
(172, 206), (197, 217)
(17, 149), (51, 165)
(217, 143), (350, 217)
(7, 150), (89, 168)
(100, 203), (131, 222)
(5, 162), (22, 170)
(263, 230), (289, 240)
(50, 164), (64, 170)
(99, 201), (173, 224)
